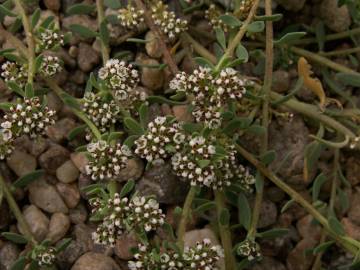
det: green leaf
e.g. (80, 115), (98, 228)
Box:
(108, 132), (123, 142)
(219, 14), (242, 27)
(69, 24), (98, 38)
(246, 124), (266, 135)
(194, 201), (216, 214)
(40, 16), (55, 28)
(25, 83), (34, 98)
(272, 77), (304, 106)
(61, 94), (80, 110)
(257, 228), (289, 239)
(194, 57), (215, 68)
(0, 4), (16, 17)
(237, 193), (251, 230)
(337, 187), (350, 213)
(7, 82), (25, 97)
(0, 102), (13, 110)
(274, 32), (307, 45)
(99, 20), (109, 45)
(120, 180), (135, 198)
(182, 122), (203, 134)
(123, 135), (139, 148)
(12, 170), (44, 189)
(126, 38), (149, 44)
(312, 240), (334, 254)
(81, 183), (104, 193)
(104, 0), (121, 9)
(235, 44), (249, 63)
(315, 21), (325, 51)
(215, 28), (226, 50)
(255, 171), (264, 193)
(311, 173), (327, 201)
(328, 216), (345, 236)
(67, 125), (86, 140)
(336, 73), (360, 87)
(1, 232), (28, 244)
(9, 18), (22, 33)
(66, 3), (95, 15)
(10, 256), (26, 270)
(31, 8), (41, 28)
(139, 103), (149, 129)
(219, 208), (230, 226)
(147, 95), (187, 105)
(34, 54), (44, 74)
(247, 21), (265, 33)
(254, 14), (283, 21)
(124, 117), (144, 135)
(281, 199), (295, 213)
(56, 238), (72, 253)
(260, 150), (276, 165)
(197, 159), (211, 169)
(222, 117), (252, 135)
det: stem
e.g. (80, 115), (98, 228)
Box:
(134, 0), (179, 75)
(13, 0), (35, 84)
(234, 143), (360, 255)
(248, 0), (273, 238)
(96, 0), (110, 63)
(215, 191), (236, 270)
(214, 0), (260, 72)
(0, 173), (36, 245)
(319, 47), (360, 57)
(290, 46), (359, 74)
(176, 186), (197, 250)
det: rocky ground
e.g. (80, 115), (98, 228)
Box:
(0, 0), (360, 269)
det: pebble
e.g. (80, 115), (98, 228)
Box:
(145, 31), (163, 58)
(272, 70), (291, 93)
(69, 203), (88, 224)
(19, 205), (49, 242)
(320, 0), (351, 32)
(71, 152), (88, 174)
(71, 252), (121, 270)
(46, 118), (78, 143)
(136, 162), (189, 204)
(257, 199), (278, 229)
(77, 42), (100, 72)
(56, 160), (80, 183)
(172, 105), (193, 122)
(43, 0), (60, 12)
(39, 144), (70, 175)
(56, 182), (81, 209)
(29, 178), (68, 214)
(345, 156), (360, 186)
(6, 149), (37, 177)
(47, 213), (71, 243)
(0, 242), (20, 270)
(296, 215), (321, 240)
(286, 238), (317, 270)
(114, 232), (139, 260)
(115, 158), (144, 182)
(28, 137), (49, 157)
(140, 59), (164, 91)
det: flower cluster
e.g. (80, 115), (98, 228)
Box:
(92, 193), (165, 247)
(118, 4), (145, 30)
(81, 93), (120, 140)
(236, 0), (254, 19)
(170, 67), (248, 129)
(85, 140), (132, 181)
(151, 1), (188, 39)
(205, 4), (229, 32)
(129, 239), (223, 270)
(0, 129), (14, 160)
(116, 89), (148, 116)
(98, 59), (140, 99)
(37, 28), (64, 51)
(34, 246), (57, 267)
(134, 116), (183, 163)
(1, 61), (27, 87)
(39, 55), (62, 77)
(1, 97), (56, 139)
(236, 239), (261, 261)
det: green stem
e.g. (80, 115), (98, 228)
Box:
(0, 173), (36, 245)
(176, 186), (197, 250)
(13, 0), (35, 84)
(107, 180), (118, 197)
(234, 143), (360, 255)
(96, 0), (110, 63)
(215, 191), (236, 270)
(319, 47), (360, 57)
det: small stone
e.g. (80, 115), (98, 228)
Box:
(114, 232), (140, 260)
(342, 218), (360, 241)
(320, 0), (351, 32)
(47, 213), (71, 243)
(136, 162), (189, 204)
(145, 31), (163, 58)
(71, 152), (88, 174)
(47, 91), (63, 113)
(286, 238), (317, 270)
(345, 156), (360, 186)
(266, 186), (285, 203)
(29, 178), (68, 214)
(39, 144), (70, 174)
(172, 105), (193, 122)
(28, 137), (49, 157)
(46, 118), (78, 143)
(78, 174), (92, 200)
(44, 0), (60, 12)
(272, 70), (291, 93)
(0, 242), (20, 270)
(69, 45), (79, 58)
(56, 182), (81, 209)
(56, 160), (80, 183)
(140, 59), (164, 91)
(77, 42), (100, 72)
(69, 203), (88, 224)
(71, 252), (120, 270)
(276, 0), (306, 11)
(6, 149), (36, 177)
(257, 199), (278, 229)
(296, 215), (321, 240)
(115, 158), (144, 182)
(19, 205), (49, 242)
(250, 256), (286, 270)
